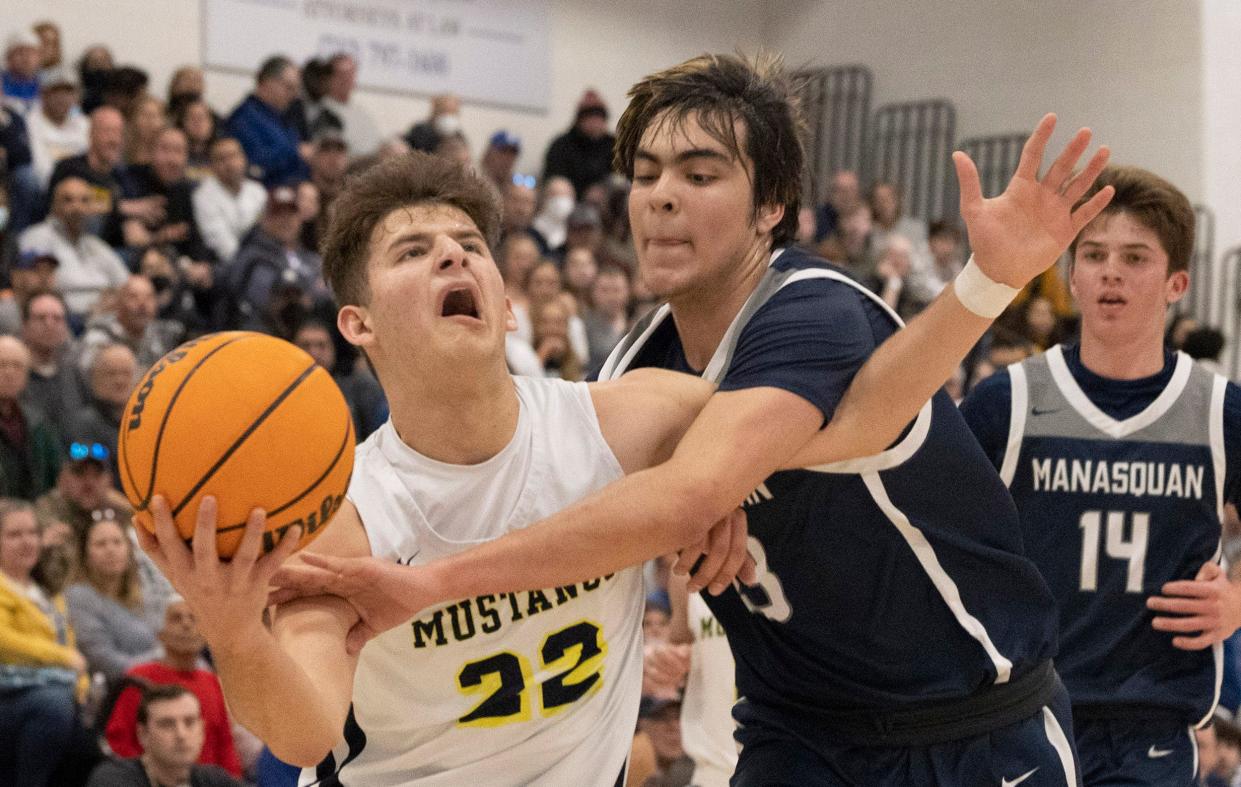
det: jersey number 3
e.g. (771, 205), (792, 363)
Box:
(457, 620), (606, 727)
(1079, 510), (1149, 593)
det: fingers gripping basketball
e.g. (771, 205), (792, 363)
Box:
(118, 331), (355, 557)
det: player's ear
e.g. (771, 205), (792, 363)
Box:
(755, 202), (784, 237)
(504, 296), (518, 333)
(338, 304), (374, 347)
(1165, 268), (1189, 305)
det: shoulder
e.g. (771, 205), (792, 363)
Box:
(192, 763), (244, 786)
(86, 758), (144, 785)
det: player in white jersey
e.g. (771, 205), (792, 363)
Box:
(139, 151), (1002, 785)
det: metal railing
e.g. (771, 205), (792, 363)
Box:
(865, 100), (957, 223)
(956, 133), (1026, 199)
(795, 65), (872, 206)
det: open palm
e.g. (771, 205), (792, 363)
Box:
(955, 113), (1114, 288)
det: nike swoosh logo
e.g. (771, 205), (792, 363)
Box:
(1148, 746), (1174, 758)
(1001, 768), (1038, 787)
(1031, 407), (1061, 416)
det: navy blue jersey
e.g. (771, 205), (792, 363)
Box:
(961, 344), (1240, 724)
(600, 247), (1059, 747)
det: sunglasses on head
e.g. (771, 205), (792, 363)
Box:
(69, 442), (110, 462)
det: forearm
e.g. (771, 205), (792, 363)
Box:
(426, 464), (725, 602)
(827, 283), (991, 451)
(209, 620), (346, 766)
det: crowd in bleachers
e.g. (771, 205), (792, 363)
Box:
(1, 17), (1239, 787)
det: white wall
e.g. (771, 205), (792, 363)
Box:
(768, 0), (1205, 203)
(1, 0), (764, 178)
(1201, 0), (1241, 259)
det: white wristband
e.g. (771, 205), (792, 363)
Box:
(953, 256), (1019, 318)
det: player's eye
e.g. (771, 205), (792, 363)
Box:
(687, 172), (715, 185)
(632, 170), (658, 184)
(400, 246), (427, 260)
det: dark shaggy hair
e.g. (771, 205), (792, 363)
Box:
(613, 52), (806, 249)
(320, 152), (502, 306)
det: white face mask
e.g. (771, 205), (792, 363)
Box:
(544, 195), (574, 222)
(433, 113), (461, 136)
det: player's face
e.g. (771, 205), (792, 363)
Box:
(630, 111), (782, 303)
(351, 203), (514, 367)
(1070, 210), (1188, 346)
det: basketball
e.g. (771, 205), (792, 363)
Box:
(117, 331), (355, 557)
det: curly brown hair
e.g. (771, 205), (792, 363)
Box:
(321, 152), (503, 306)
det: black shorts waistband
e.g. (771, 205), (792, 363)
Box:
(776, 660), (1061, 748)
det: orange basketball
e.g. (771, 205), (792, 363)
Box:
(117, 331), (355, 557)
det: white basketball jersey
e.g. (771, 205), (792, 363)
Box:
(302, 376), (644, 786)
(679, 594), (738, 787)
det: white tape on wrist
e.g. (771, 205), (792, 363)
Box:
(953, 256), (1019, 318)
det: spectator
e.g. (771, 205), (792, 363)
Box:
(33, 21), (62, 74)
(814, 169), (863, 242)
(563, 246), (598, 305)
(0, 248), (58, 334)
(967, 328), (1035, 392)
(598, 176), (636, 270)
(1017, 294), (1059, 351)
(1167, 313), (1200, 350)
(20, 290), (83, 439)
(1182, 326), (1227, 374)
(221, 185), (321, 331)
(542, 88), (615, 198)
(531, 175), (574, 253)
(35, 441), (131, 552)
(868, 181), (928, 251)
(0, 335), (59, 499)
(174, 99), (217, 183)
(123, 94), (165, 168)
(429, 131), (468, 169)
(27, 68), (87, 189)
(119, 127), (210, 262)
(921, 219), (966, 297)
(67, 344), (136, 475)
(79, 275), (184, 376)
(105, 597), (243, 777)
(866, 235), (925, 320)
(65, 510), (163, 686)
(405, 92), (461, 153)
(20, 175), (129, 319)
(0, 335), (57, 499)
(532, 299), (583, 381)
(76, 45), (113, 114)
(479, 130), (521, 192)
(0, 101), (39, 235)
(2, 32), (42, 114)
(303, 129), (348, 250)
(225, 56), (309, 187)
(526, 259), (589, 362)
(583, 264), (631, 373)
(192, 136), (265, 262)
(501, 178), (543, 249)
(135, 245), (211, 337)
(318, 53), (379, 156)
(99, 66), (148, 119)
(294, 320), (387, 441)
(817, 202), (873, 273)
(166, 66), (207, 119)
(88, 684), (245, 787)
(0, 499), (90, 787)
(637, 698), (694, 787)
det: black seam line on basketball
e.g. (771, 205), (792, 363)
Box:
(131, 335), (254, 511)
(170, 361), (319, 519)
(214, 409), (353, 534)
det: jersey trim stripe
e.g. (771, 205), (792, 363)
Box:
(861, 471), (1014, 683)
(1000, 362), (1028, 487)
(1046, 346), (1193, 438)
(1199, 372), (1230, 729)
(1040, 706), (1079, 787)
(598, 303), (671, 382)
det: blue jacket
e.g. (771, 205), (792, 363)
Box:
(225, 94), (308, 187)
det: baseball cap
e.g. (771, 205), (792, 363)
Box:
(5, 31), (39, 54)
(40, 68), (78, 92)
(488, 130), (521, 152)
(13, 249), (59, 270)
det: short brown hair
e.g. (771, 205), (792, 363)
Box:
(1071, 165), (1195, 275)
(614, 52), (806, 248)
(321, 152), (502, 306)
(137, 683), (196, 726)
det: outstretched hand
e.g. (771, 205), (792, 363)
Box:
(1147, 561), (1241, 650)
(954, 113), (1114, 288)
(269, 553), (434, 655)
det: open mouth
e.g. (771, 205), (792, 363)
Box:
(1098, 294), (1127, 307)
(441, 287), (480, 320)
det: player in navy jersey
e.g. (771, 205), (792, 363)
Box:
(271, 54), (1115, 785)
(961, 166), (1241, 787)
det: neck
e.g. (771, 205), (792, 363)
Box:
(0, 398), (18, 417)
(54, 216), (82, 243)
(221, 176), (243, 195)
(1078, 322), (1168, 380)
(86, 150), (109, 173)
(27, 343), (57, 368)
(0, 565), (31, 587)
(162, 652), (198, 672)
(94, 574), (124, 600)
(119, 320), (145, 342)
(385, 359), (520, 465)
(43, 107), (69, 126)
(142, 753), (189, 787)
(666, 239), (771, 370)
